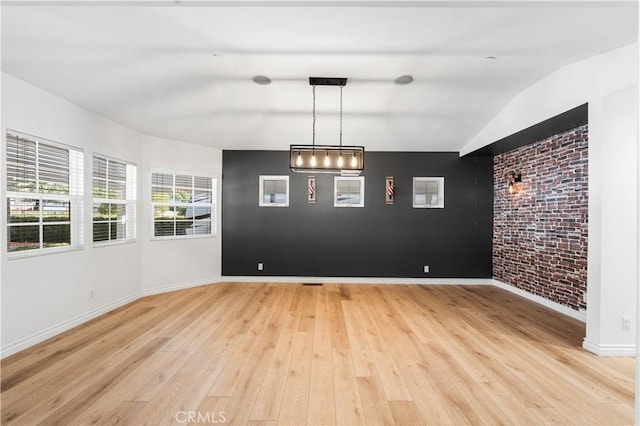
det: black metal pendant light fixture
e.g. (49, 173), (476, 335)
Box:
(290, 77), (364, 174)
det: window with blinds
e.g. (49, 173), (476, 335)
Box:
(413, 177), (445, 208)
(151, 171), (215, 238)
(6, 130), (84, 257)
(334, 176), (365, 207)
(92, 155), (137, 244)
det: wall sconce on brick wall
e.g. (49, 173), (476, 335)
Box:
(506, 171), (522, 194)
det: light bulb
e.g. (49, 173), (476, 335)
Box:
(324, 152), (330, 167)
(296, 152), (303, 166)
(508, 182), (514, 194)
(337, 155), (344, 168)
(351, 154), (357, 168)
(310, 154), (317, 167)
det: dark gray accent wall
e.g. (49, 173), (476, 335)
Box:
(222, 151), (493, 278)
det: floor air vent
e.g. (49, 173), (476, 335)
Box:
(302, 283), (323, 286)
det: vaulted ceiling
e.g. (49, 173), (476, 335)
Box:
(1, 1), (637, 151)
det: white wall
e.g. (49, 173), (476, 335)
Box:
(461, 43), (639, 356)
(139, 135), (222, 294)
(1, 72), (222, 357)
(593, 86), (638, 351)
(1, 72), (143, 355)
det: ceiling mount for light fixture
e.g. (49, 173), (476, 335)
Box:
(308, 77), (348, 86)
(394, 75), (414, 85)
(252, 75), (271, 85)
(290, 77), (364, 174)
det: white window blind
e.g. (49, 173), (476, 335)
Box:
(6, 130), (84, 257)
(151, 171), (215, 239)
(92, 155), (137, 244)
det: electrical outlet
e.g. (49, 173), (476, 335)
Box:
(257, 263), (264, 271)
(423, 265), (430, 273)
(622, 316), (632, 331)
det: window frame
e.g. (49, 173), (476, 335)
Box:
(334, 176), (365, 208)
(150, 169), (216, 241)
(5, 130), (84, 259)
(258, 175), (289, 207)
(413, 177), (445, 209)
(92, 153), (137, 247)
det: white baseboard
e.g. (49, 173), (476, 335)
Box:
(582, 339), (636, 356)
(1, 276), (223, 359)
(492, 279), (587, 323)
(1, 292), (140, 359)
(222, 276), (494, 285)
(139, 276), (223, 298)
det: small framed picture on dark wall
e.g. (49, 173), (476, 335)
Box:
(334, 176), (365, 208)
(413, 177), (444, 208)
(259, 175), (289, 207)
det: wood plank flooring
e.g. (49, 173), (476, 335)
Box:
(1, 283), (634, 425)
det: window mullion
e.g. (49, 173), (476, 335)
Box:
(105, 159), (111, 242)
(35, 141), (42, 196)
(6, 192), (70, 202)
(108, 204), (112, 242)
(192, 178), (196, 230)
(39, 197), (44, 250)
(35, 141), (40, 195)
(173, 175), (177, 237)
(105, 158), (110, 204)
(173, 214), (177, 236)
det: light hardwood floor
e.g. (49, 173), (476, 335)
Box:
(1, 283), (634, 425)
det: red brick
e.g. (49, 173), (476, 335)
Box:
(493, 124), (588, 312)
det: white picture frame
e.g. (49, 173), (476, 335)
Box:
(259, 175), (289, 207)
(413, 177), (444, 208)
(334, 176), (365, 207)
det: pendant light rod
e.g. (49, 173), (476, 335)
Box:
(312, 84), (316, 149)
(339, 85), (343, 149)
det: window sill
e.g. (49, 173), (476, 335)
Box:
(151, 233), (216, 242)
(7, 245), (84, 261)
(93, 239), (137, 249)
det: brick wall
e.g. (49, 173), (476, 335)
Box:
(493, 125), (588, 311)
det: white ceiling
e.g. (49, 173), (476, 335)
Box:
(1, 1), (637, 152)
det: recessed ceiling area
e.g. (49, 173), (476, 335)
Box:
(1, 1), (637, 151)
